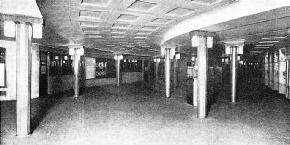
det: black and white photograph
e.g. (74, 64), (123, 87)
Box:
(0, 0), (290, 144)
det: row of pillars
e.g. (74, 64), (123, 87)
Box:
(163, 32), (211, 118)
(14, 25), (243, 137)
(162, 31), (244, 118)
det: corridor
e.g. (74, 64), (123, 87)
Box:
(1, 77), (290, 145)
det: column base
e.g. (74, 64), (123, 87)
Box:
(16, 134), (31, 138)
(197, 115), (207, 119)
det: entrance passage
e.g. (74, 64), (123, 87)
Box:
(1, 79), (290, 144)
(39, 52), (48, 96)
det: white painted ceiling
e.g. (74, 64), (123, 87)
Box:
(36, 0), (238, 55)
(36, 0), (290, 57)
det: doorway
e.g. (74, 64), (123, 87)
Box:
(39, 52), (48, 96)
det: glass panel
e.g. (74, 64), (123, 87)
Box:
(0, 47), (6, 86)
(95, 58), (116, 78)
(0, 47), (6, 96)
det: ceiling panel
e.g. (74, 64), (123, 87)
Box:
(127, 0), (157, 12)
(37, 0), (240, 56)
(166, 7), (194, 16)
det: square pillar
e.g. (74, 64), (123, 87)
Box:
(173, 55), (178, 89)
(116, 57), (120, 87)
(73, 49), (80, 97)
(165, 48), (171, 98)
(225, 41), (244, 103)
(69, 46), (84, 98)
(230, 46), (238, 103)
(155, 58), (160, 81)
(114, 54), (123, 87)
(142, 58), (145, 82)
(16, 22), (32, 137)
(190, 31), (215, 118)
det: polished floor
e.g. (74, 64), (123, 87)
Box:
(1, 77), (290, 145)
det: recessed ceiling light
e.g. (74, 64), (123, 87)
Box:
(256, 44), (274, 47)
(254, 47), (270, 49)
(112, 36), (125, 38)
(135, 41), (146, 44)
(87, 35), (103, 38)
(261, 36), (286, 40)
(258, 41), (279, 43)
(80, 21), (99, 27)
(134, 36), (148, 39)
(136, 32), (151, 35)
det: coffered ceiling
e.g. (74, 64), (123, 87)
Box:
(36, 0), (290, 58)
(36, 0), (238, 56)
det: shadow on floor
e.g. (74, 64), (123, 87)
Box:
(30, 91), (73, 133)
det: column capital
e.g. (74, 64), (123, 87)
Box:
(68, 45), (84, 49)
(0, 14), (43, 24)
(224, 40), (244, 47)
(189, 30), (215, 37)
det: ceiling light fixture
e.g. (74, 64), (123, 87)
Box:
(261, 36), (286, 40)
(255, 44), (274, 47)
(253, 47), (270, 49)
(112, 36), (125, 38)
(134, 36), (148, 39)
(258, 41), (279, 43)
(87, 35), (103, 38)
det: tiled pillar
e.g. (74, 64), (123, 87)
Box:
(148, 60), (151, 84)
(196, 36), (207, 118)
(286, 59), (289, 98)
(155, 58), (160, 81)
(71, 46), (84, 98)
(231, 46), (238, 103)
(116, 56), (121, 87)
(225, 41), (244, 103)
(142, 58), (145, 82)
(271, 52), (275, 89)
(114, 54), (123, 87)
(173, 55), (178, 89)
(16, 22), (32, 136)
(165, 48), (171, 98)
(73, 48), (81, 97)
(190, 31), (214, 118)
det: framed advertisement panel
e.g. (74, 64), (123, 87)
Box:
(85, 57), (96, 79)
